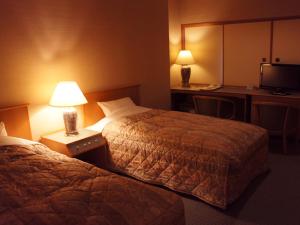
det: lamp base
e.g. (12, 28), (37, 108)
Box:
(63, 109), (79, 136)
(181, 67), (191, 87)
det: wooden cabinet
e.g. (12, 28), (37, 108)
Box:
(272, 19), (300, 64)
(185, 25), (223, 85)
(224, 22), (271, 87)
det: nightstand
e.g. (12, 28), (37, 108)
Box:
(40, 129), (108, 168)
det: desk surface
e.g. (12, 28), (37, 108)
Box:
(171, 85), (300, 99)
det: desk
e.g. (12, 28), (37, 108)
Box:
(171, 85), (300, 123)
(171, 86), (250, 121)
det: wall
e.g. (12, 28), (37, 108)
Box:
(0, 0), (170, 140)
(169, 0), (182, 86)
(169, 0), (300, 86)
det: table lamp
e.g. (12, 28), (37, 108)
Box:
(176, 50), (195, 87)
(49, 81), (88, 136)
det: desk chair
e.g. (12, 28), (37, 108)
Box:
(193, 96), (236, 120)
(252, 101), (298, 154)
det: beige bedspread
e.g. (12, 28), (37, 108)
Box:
(0, 143), (185, 225)
(103, 109), (268, 208)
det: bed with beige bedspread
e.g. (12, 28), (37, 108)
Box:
(102, 109), (269, 209)
(0, 143), (185, 225)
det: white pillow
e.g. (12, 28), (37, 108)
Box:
(97, 97), (136, 116)
(87, 106), (151, 132)
(0, 136), (36, 146)
(0, 122), (7, 136)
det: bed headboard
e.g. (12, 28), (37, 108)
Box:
(83, 84), (140, 126)
(0, 104), (32, 140)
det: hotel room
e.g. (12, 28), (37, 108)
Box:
(0, 0), (299, 225)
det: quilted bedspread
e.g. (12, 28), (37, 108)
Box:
(102, 109), (269, 208)
(0, 143), (185, 225)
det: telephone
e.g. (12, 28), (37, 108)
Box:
(197, 84), (222, 91)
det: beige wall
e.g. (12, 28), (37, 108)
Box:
(169, 0), (182, 86)
(169, 0), (300, 86)
(0, 0), (170, 140)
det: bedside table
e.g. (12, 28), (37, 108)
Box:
(40, 129), (108, 168)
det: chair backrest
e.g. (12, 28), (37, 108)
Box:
(251, 101), (298, 134)
(192, 95), (236, 119)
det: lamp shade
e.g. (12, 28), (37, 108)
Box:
(175, 50), (195, 65)
(49, 81), (88, 107)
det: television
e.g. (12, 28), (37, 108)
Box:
(260, 63), (300, 95)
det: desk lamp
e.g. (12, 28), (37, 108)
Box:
(49, 81), (87, 136)
(176, 50), (195, 87)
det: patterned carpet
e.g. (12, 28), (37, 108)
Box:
(183, 140), (300, 225)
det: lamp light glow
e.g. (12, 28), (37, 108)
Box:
(49, 81), (87, 136)
(176, 50), (195, 65)
(49, 81), (87, 107)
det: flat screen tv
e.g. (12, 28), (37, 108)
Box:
(260, 63), (300, 95)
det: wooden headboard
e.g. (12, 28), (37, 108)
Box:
(83, 84), (140, 126)
(0, 104), (32, 140)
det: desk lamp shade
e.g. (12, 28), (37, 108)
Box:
(176, 50), (195, 87)
(50, 81), (87, 136)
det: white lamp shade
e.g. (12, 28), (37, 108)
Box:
(175, 50), (195, 65)
(49, 81), (88, 107)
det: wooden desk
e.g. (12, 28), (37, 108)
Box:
(171, 85), (300, 122)
(171, 86), (250, 121)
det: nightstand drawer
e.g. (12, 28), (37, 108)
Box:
(68, 135), (106, 156)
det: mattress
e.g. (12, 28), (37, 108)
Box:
(101, 109), (269, 208)
(0, 142), (185, 225)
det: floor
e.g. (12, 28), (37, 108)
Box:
(182, 139), (300, 225)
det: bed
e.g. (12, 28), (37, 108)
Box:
(83, 85), (269, 209)
(0, 104), (185, 225)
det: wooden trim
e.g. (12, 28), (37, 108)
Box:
(0, 104), (29, 112)
(181, 16), (300, 50)
(182, 22), (224, 28)
(181, 15), (300, 28)
(270, 21), (274, 63)
(0, 104), (32, 140)
(222, 25), (225, 85)
(83, 84), (140, 127)
(181, 25), (186, 49)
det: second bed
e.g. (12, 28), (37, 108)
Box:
(84, 85), (269, 209)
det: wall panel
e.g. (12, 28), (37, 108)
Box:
(224, 22), (271, 87)
(272, 19), (300, 64)
(185, 25), (223, 85)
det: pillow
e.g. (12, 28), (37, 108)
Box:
(0, 122), (7, 136)
(97, 97), (136, 116)
(0, 135), (36, 146)
(86, 106), (151, 132)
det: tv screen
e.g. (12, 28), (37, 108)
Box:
(260, 64), (300, 92)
